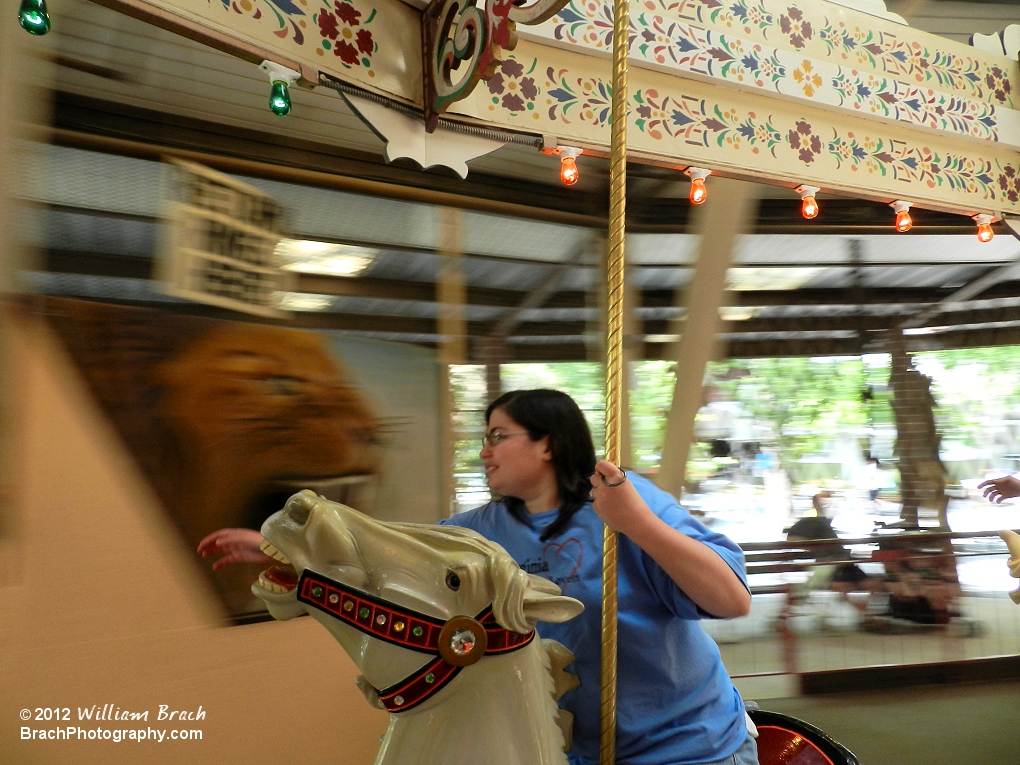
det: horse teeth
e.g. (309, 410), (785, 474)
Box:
(258, 572), (290, 594)
(259, 540), (291, 565)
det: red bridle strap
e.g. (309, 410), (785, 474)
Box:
(297, 570), (535, 712)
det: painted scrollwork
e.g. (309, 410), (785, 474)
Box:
(422, 0), (570, 131)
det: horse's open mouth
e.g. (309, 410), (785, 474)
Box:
(257, 540), (299, 594)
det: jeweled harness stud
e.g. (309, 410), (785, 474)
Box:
(297, 570), (535, 712)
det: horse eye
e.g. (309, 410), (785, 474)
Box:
(445, 571), (461, 591)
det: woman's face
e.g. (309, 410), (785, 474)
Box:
(480, 407), (554, 499)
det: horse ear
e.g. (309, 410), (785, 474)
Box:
(522, 588), (584, 624)
(526, 573), (564, 595)
(488, 550), (583, 631)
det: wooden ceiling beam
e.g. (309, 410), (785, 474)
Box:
(28, 294), (1020, 361)
(43, 249), (1020, 314)
(264, 303), (1020, 338)
(296, 273), (593, 308)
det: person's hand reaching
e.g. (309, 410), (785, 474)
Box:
(978, 476), (1020, 504)
(197, 528), (271, 570)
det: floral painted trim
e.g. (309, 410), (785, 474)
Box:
(537, 2), (1004, 143)
(214, 0), (307, 45)
(543, 0), (1014, 109)
(314, 0), (378, 72)
(197, 0), (382, 67)
(475, 55), (1019, 207)
(634, 94), (1009, 201)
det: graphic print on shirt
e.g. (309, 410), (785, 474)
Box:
(524, 537), (583, 594)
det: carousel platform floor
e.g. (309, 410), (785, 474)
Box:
(717, 586), (1020, 764)
(761, 679), (1020, 765)
(712, 592), (1020, 680)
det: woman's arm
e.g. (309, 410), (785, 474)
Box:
(590, 460), (751, 618)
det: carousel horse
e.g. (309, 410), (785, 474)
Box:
(1000, 530), (1020, 604)
(252, 490), (584, 765)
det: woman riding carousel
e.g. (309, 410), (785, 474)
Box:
(199, 388), (759, 765)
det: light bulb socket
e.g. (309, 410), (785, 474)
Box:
(684, 167), (712, 181)
(259, 60), (301, 87)
(795, 185), (820, 198)
(889, 200), (912, 214)
(973, 213), (995, 226)
(557, 146), (582, 160)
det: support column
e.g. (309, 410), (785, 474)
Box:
(656, 178), (759, 497)
(474, 336), (503, 405)
(437, 207), (466, 517)
(884, 330), (960, 623)
(887, 330), (949, 530)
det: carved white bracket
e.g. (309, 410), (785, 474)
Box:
(972, 32), (1006, 57)
(972, 24), (1020, 60)
(341, 93), (506, 179)
(1004, 25), (1020, 61)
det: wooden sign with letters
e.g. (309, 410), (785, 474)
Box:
(158, 160), (293, 318)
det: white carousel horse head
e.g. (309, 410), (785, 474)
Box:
(253, 490), (584, 765)
(999, 530), (1020, 604)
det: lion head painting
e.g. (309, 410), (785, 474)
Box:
(43, 297), (381, 617)
(156, 322), (380, 540)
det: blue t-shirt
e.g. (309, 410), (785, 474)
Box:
(441, 474), (749, 765)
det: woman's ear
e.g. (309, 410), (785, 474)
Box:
(538, 435), (553, 462)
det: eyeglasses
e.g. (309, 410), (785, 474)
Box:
(481, 431), (530, 448)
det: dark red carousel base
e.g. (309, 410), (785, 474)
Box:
(749, 710), (860, 765)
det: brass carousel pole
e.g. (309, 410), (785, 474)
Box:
(601, 0), (629, 758)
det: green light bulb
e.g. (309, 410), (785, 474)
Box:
(18, 0), (51, 35)
(269, 80), (291, 117)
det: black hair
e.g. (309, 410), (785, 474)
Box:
(486, 389), (597, 541)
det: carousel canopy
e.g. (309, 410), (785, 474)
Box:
(17, 0), (1020, 359)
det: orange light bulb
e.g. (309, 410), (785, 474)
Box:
(977, 222), (994, 242)
(895, 208), (912, 232)
(689, 176), (707, 205)
(801, 195), (818, 219)
(560, 155), (579, 186)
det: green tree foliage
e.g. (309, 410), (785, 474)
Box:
(707, 356), (892, 465)
(500, 363), (607, 450)
(913, 346), (1020, 447)
(448, 347), (1020, 510)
